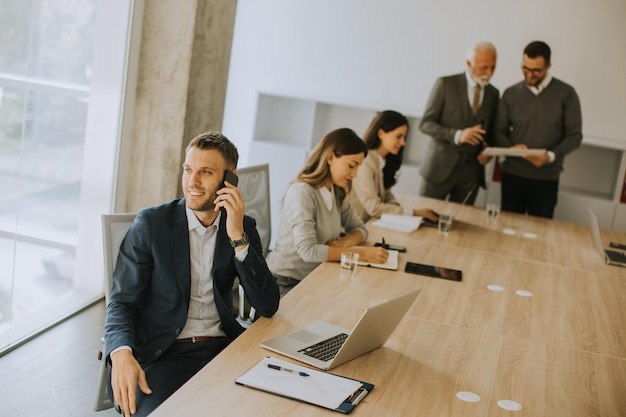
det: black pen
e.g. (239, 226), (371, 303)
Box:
(267, 363), (310, 377)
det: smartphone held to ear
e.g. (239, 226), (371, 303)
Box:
(223, 170), (239, 188)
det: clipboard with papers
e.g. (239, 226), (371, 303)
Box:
(235, 356), (374, 414)
(482, 147), (546, 157)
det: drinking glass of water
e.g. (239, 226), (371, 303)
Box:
(486, 203), (500, 223)
(340, 252), (359, 279)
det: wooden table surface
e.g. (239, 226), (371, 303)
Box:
(150, 196), (626, 417)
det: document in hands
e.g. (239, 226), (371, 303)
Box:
(372, 214), (422, 233)
(482, 147), (546, 157)
(358, 249), (399, 270)
(235, 356), (373, 413)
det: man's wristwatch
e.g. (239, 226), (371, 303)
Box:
(229, 233), (249, 248)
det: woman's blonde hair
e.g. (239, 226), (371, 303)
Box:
(296, 128), (367, 205)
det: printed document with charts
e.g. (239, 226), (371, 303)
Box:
(372, 214), (422, 233)
(235, 356), (373, 413)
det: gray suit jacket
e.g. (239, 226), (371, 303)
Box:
(104, 198), (280, 366)
(419, 73), (499, 188)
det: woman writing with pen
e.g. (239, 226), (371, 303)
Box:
(266, 128), (388, 297)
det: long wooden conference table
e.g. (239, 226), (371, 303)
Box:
(150, 196), (626, 417)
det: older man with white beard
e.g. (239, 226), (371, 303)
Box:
(418, 41), (499, 204)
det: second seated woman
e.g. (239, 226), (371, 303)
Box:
(266, 128), (389, 296)
(350, 110), (439, 223)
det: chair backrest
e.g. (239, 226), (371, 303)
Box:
(237, 164), (271, 256)
(101, 213), (137, 301)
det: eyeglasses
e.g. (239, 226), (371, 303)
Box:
(521, 66), (545, 75)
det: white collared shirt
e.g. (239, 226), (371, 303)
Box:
(179, 207), (226, 338)
(465, 71), (484, 109)
(454, 72), (487, 145)
(526, 74), (553, 95)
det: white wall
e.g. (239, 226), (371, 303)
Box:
(224, 0), (626, 162)
(222, 0), (626, 232)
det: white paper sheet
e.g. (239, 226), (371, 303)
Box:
(235, 356), (363, 410)
(371, 214), (422, 233)
(482, 147), (546, 157)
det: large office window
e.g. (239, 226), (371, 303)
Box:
(0, 0), (141, 353)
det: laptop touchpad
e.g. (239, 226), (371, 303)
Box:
(289, 329), (322, 343)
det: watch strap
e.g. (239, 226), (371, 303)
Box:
(229, 232), (249, 248)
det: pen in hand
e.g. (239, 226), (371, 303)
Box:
(267, 363), (310, 377)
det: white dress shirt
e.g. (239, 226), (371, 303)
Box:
(453, 71), (486, 145)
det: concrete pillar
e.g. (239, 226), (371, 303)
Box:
(125, 0), (237, 211)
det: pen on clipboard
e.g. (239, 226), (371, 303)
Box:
(267, 363), (310, 377)
(347, 387), (369, 405)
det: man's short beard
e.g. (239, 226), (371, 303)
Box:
(476, 76), (490, 87)
(188, 190), (218, 212)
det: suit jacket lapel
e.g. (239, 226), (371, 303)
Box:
(213, 210), (244, 337)
(455, 74), (471, 122)
(213, 209), (231, 282)
(171, 199), (191, 304)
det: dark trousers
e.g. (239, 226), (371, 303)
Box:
(501, 172), (559, 219)
(420, 159), (481, 204)
(108, 338), (230, 417)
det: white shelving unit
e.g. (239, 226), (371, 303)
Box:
(248, 93), (626, 244)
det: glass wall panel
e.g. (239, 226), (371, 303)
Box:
(0, 0), (113, 352)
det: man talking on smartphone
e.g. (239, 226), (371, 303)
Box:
(104, 131), (280, 416)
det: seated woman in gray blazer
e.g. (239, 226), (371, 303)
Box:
(266, 128), (389, 296)
(351, 110), (438, 223)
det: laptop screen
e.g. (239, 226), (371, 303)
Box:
(587, 207), (606, 256)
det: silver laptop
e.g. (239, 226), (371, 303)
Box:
(261, 289), (421, 370)
(587, 207), (626, 267)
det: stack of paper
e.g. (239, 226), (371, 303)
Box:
(372, 214), (422, 233)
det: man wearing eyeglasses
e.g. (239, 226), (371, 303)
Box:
(494, 40), (582, 219)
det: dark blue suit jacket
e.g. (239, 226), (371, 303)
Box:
(104, 198), (279, 365)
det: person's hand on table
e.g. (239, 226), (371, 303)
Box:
(413, 208), (439, 222)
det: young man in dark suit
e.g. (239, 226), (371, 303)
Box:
(419, 41), (499, 204)
(104, 131), (280, 417)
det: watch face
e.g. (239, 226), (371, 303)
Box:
(230, 233), (249, 247)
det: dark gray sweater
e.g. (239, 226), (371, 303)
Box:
(495, 78), (582, 180)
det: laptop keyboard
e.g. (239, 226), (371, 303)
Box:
(298, 333), (349, 362)
(606, 249), (626, 265)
